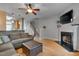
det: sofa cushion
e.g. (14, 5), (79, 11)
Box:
(9, 33), (21, 40)
(0, 48), (16, 56)
(0, 36), (3, 44)
(0, 42), (14, 52)
(0, 36), (10, 45)
(20, 33), (29, 38)
(11, 38), (32, 48)
(11, 38), (32, 44)
(2, 36), (10, 43)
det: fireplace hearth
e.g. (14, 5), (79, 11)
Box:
(61, 32), (73, 51)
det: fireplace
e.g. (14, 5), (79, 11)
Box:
(61, 32), (73, 51)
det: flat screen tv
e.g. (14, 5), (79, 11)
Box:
(60, 10), (73, 24)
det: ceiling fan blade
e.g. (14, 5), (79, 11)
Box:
(33, 9), (40, 11)
(32, 11), (37, 15)
(29, 4), (32, 9)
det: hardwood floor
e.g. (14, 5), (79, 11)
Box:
(16, 39), (79, 56)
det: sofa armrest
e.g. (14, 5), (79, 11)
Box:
(0, 42), (14, 52)
(0, 42), (16, 56)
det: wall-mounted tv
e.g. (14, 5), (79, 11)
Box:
(60, 10), (73, 24)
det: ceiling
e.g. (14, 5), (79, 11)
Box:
(0, 3), (73, 20)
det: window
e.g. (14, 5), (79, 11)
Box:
(6, 16), (14, 31)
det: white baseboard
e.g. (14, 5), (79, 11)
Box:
(42, 38), (58, 41)
(34, 36), (59, 41)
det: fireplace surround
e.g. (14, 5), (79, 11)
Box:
(61, 32), (73, 51)
(58, 24), (79, 51)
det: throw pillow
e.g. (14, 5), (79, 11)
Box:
(0, 36), (3, 44)
(2, 36), (10, 43)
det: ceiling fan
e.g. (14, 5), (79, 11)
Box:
(18, 4), (40, 15)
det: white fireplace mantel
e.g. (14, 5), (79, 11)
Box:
(59, 24), (79, 51)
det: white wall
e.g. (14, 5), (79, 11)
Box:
(33, 4), (79, 41)
(23, 4), (79, 41)
(57, 4), (79, 41)
(33, 17), (58, 41)
(58, 4), (79, 51)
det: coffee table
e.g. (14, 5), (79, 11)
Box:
(22, 40), (42, 56)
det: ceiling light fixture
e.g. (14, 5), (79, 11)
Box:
(27, 8), (32, 13)
(18, 4), (40, 15)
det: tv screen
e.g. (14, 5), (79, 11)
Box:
(60, 10), (73, 24)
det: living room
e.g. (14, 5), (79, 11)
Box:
(1, 3), (79, 56)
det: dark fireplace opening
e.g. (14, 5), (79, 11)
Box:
(61, 32), (73, 51)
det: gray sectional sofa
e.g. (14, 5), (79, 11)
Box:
(9, 32), (33, 48)
(0, 30), (33, 56)
(0, 35), (17, 56)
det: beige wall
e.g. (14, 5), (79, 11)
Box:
(0, 10), (6, 31)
